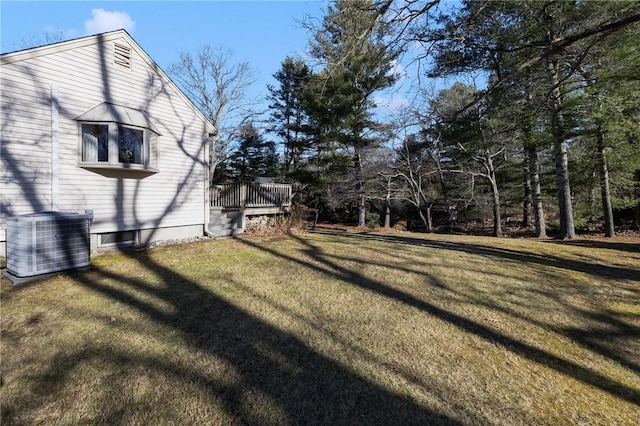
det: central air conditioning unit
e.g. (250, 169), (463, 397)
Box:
(5, 212), (91, 279)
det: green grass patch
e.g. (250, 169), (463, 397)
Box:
(2, 232), (639, 425)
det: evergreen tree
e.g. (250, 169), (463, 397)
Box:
(308, 0), (399, 226)
(570, 22), (640, 235)
(415, 0), (640, 238)
(267, 57), (313, 174)
(431, 82), (516, 237)
(228, 123), (278, 181)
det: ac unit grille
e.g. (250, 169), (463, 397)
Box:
(6, 212), (91, 278)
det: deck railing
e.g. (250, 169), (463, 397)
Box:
(211, 182), (292, 210)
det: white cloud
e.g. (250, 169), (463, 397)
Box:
(373, 60), (412, 114)
(387, 59), (408, 83)
(84, 9), (135, 35)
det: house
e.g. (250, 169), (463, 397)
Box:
(0, 29), (215, 257)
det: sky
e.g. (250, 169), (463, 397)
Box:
(0, 0), (447, 127)
(0, 1), (333, 115)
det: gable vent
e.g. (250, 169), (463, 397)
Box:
(114, 43), (132, 68)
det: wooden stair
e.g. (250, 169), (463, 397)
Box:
(209, 210), (244, 237)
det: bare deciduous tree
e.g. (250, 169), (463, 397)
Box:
(169, 46), (258, 184)
(15, 30), (68, 50)
(393, 134), (440, 232)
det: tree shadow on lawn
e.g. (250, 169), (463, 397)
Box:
(545, 238), (640, 254)
(329, 232), (640, 373)
(4, 249), (464, 425)
(353, 233), (640, 377)
(238, 232), (640, 407)
(318, 231), (640, 285)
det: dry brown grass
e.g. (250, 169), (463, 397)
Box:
(1, 231), (639, 425)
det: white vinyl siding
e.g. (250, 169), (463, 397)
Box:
(1, 32), (212, 243)
(0, 65), (53, 225)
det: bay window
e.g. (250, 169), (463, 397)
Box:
(77, 103), (160, 172)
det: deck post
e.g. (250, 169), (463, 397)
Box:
(240, 183), (246, 208)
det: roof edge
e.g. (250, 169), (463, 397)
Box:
(1, 29), (130, 64)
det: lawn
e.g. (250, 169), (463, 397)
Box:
(1, 231), (639, 425)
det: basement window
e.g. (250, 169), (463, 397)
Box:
(99, 230), (138, 247)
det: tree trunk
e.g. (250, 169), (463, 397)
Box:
(209, 134), (221, 188)
(596, 129), (615, 237)
(547, 57), (576, 239)
(523, 151), (532, 227)
(384, 202), (391, 228)
(354, 148), (366, 227)
(486, 154), (502, 237)
(434, 156), (448, 203)
(426, 204), (433, 233)
(417, 205), (433, 233)
(635, 170), (640, 230)
(490, 177), (502, 237)
(528, 145), (547, 238)
(383, 175), (392, 228)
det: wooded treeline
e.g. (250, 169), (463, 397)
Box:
(178, 0), (640, 238)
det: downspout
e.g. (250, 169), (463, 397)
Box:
(203, 132), (214, 236)
(51, 83), (59, 211)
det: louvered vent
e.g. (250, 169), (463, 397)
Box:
(114, 43), (132, 68)
(6, 212), (91, 278)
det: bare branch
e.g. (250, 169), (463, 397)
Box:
(168, 45), (259, 183)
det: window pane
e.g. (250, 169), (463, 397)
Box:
(118, 126), (144, 164)
(82, 124), (109, 162)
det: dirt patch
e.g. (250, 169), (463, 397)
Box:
(573, 229), (640, 243)
(313, 223), (386, 234)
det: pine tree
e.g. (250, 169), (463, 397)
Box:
(308, 0), (399, 226)
(267, 57), (313, 175)
(228, 123), (278, 181)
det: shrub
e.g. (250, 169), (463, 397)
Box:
(366, 211), (381, 229)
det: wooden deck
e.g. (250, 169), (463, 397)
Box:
(210, 182), (292, 215)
